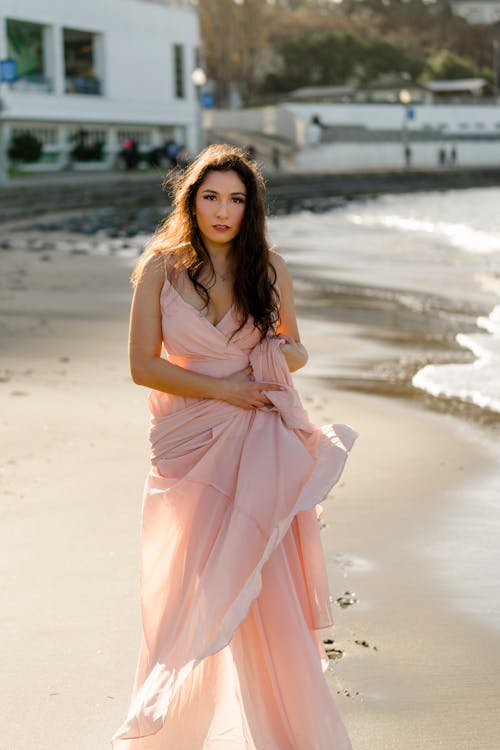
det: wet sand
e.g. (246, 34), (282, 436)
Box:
(1, 248), (500, 749)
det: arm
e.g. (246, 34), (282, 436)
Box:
(128, 254), (283, 409)
(271, 251), (308, 373)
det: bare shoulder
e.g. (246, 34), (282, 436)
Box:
(269, 249), (292, 288)
(269, 249), (288, 273)
(136, 251), (168, 290)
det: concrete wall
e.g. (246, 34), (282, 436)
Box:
(288, 102), (500, 169)
(203, 106), (301, 144)
(295, 141), (500, 170)
(285, 102), (500, 140)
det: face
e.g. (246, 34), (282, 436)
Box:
(193, 169), (246, 250)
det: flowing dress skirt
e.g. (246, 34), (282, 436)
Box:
(112, 280), (358, 749)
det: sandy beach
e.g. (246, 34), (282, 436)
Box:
(1, 244), (500, 750)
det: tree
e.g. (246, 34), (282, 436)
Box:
(423, 49), (482, 80)
(258, 31), (425, 93)
(197, 0), (497, 103)
(357, 37), (425, 83)
(198, 0), (271, 106)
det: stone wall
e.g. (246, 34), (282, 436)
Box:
(1, 167), (500, 224)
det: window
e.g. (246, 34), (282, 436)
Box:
(12, 125), (57, 145)
(67, 127), (107, 145)
(173, 44), (185, 99)
(6, 18), (52, 92)
(117, 129), (152, 148)
(64, 28), (102, 95)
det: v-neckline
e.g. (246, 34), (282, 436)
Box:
(170, 283), (234, 330)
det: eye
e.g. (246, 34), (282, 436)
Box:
(203, 194), (217, 201)
(233, 197), (245, 204)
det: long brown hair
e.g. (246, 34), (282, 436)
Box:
(132, 143), (278, 337)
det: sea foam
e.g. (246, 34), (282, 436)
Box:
(412, 305), (500, 413)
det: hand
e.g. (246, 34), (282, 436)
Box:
(278, 335), (308, 372)
(221, 366), (285, 410)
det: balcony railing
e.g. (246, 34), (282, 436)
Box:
(65, 76), (102, 95)
(9, 74), (53, 93)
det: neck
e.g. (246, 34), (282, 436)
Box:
(204, 239), (232, 261)
(205, 246), (232, 282)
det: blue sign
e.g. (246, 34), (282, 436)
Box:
(1, 58), (17, 82)
(201, 92), (215, 109)
(406, 107), (416, 121)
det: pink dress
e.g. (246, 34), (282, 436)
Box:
(111, 275), (358, 749)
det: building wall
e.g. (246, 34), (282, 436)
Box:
(284, 102), (500, 141)
(205, 102), (500, 169)
(451, 0), (500, 24)
(0, 0), (201, 167)
(294, 141), (500, 170)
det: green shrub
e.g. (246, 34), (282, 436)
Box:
(8, 132), (43, 163)
(70, 130), (105, 162)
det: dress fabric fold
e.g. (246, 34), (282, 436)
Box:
(111, 276), (358, 749)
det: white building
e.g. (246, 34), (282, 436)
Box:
(204, 102), (500, 170)
(451, 0), (500, 24)
(0, 0), (201, 171)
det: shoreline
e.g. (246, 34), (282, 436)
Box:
(1, 249), (500, 748)
(297, 383), (500, 750)
(3, 227), (499, 426)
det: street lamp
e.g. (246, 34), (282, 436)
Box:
(191, 67), (207, 89)
(191, 67), (207, 155)
(493, 40), (500, 103)
(399, 88), (412, 168)
(0, 99), (6, 186)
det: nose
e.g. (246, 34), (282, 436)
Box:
(216, 200), (229, 219)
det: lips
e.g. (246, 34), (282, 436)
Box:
(213, 224), (230, 231)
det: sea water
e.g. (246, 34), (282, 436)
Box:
(269, 186), (500, 415)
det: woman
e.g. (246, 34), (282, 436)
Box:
(112, 144), (357, 749)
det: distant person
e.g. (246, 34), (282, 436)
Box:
(245, 144), (256, 160)
(120, 138), (139, 171)
(450, 145), (457, 166)
(147, 146), (164, 168)
(111, 143), (357, 748)
(438, 147), (447, 167)
(404, 144), (412, 168)
(165, 139), (180, 168)
(272, 147), (281, 171)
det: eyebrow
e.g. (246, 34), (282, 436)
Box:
(202, 188), (246, 197)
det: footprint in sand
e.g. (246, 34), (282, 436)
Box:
(336, 591), (358, 608)
(10, 391), (29, 397)
(354, 638), (379, 651)
(323, 639), (344, 660)
(336, 688), (360, 698)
